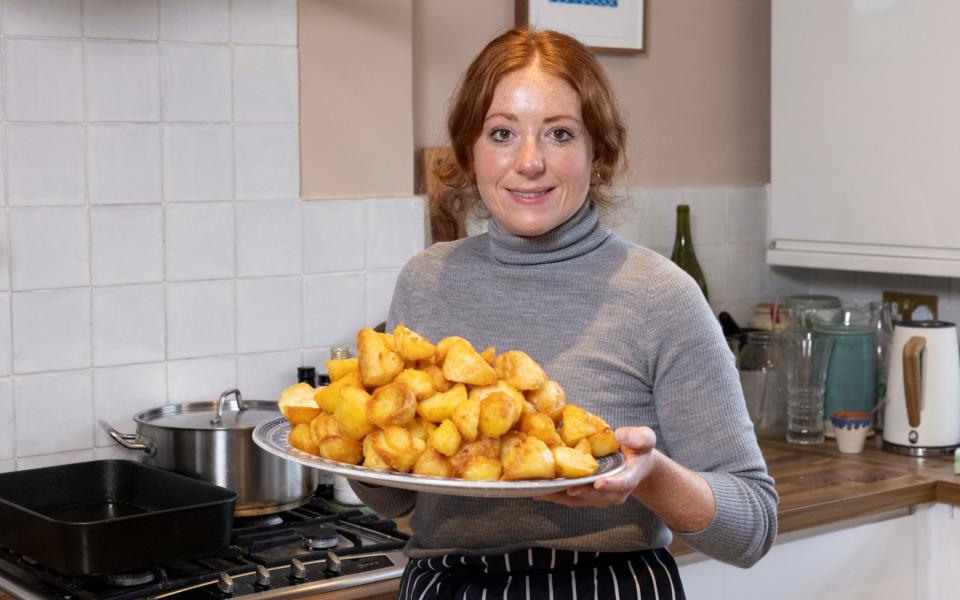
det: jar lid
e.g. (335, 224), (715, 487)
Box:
(785, 295), (842, 309)
(134, 399), (281, 431)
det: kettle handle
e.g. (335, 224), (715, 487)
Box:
(903, 336), (926, 428)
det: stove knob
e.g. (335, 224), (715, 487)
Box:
(289, 558), (307, 582)
(216, 571), (235, 595)
(325, 551), (342, 577)
(254, 564), (271, 589)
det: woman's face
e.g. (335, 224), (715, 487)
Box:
(472, 66), (595, 237)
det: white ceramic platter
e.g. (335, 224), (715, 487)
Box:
(253, 417), (627, 498)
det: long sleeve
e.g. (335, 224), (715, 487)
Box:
(643, 262), (778, 567)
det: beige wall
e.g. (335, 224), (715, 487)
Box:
(300, 0), (771, 197)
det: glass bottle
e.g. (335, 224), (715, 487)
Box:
(670, 205), (709, 301)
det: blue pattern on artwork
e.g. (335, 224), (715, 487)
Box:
(549, 0), (618, 7)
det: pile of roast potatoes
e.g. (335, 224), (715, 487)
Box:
(279, 325), (620, 481)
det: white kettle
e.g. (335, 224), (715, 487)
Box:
(883, 320), (960, 456)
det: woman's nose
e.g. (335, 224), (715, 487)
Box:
(515, 137), (545, 177)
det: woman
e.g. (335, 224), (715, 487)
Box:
(352, 28), (777, 599)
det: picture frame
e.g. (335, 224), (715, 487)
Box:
(516, 0), (646, 54)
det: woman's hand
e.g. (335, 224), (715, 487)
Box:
(536, 426), (658, 508)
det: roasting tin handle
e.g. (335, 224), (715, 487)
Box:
(98, 420), (157, 457)
(210, 388), (247, 425)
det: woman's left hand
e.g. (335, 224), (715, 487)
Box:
(536, 426), (658, 508)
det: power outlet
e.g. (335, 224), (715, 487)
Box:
(882, 290), (938, 320)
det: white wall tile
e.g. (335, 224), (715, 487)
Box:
(165, 202), (235, 280)
(696, 243), (728, 304)
(726, 186), (767, 243)
(161, 43), (231, 122)
(166, 280), (235, 359)
(15, 370), (92, 456)
(5, 124), (85, 206)
(0, 295), (11, 377)
(236, 200), (300, 276)
(0, 379), (13, 460)
(10, 207), (89, 290)
(640, 188), (683, 248)
(609, 189), (645, 243)
(230, 0), (297, 46)
(159, 0), (228, 43)
(0, 461), (13, 473)
(303, 273), (365, 348)
(92, 285), (165, 366)
(302, 200), (365, 273)
(166, 355), (235, 403)
(83, 0), (158, 40)
(233, 46), (298, 123)
(90, 205), (163, 285)
(88, 124), (162, 204)
(237, 276), (300, 353)
(726, 243), (768, 301)
(237, 350), (299, 401)
(366, 197), (426, 269)
(3, 39), (83, 121)
(301, 347), (332, 373)
(681, 187), (726, 245)
(2, 0), (83, 37)
(767, 266), (811, 299)
(17, 449), (96, 470)
(163, 124), (232, 202)
(12, 289), (91, 373)
(0, 212), (8, 292)
(0, 129), (5, 205)
(93, 362), (165, 446)
(365, 269), (400, 328)
(85, 41), (160, 122)
(234, 125), (299, 199)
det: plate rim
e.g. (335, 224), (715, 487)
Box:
(252, 417), (627, 497)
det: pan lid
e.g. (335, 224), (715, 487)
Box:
(136, 389), (280, 431)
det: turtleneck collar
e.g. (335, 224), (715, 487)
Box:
(487, 200), (612, 265)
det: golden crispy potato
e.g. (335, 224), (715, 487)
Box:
(480, 346), (496, 366)
(313, 370), (362, 413)
(357, 328), (404, 387)
(362, 434), (391, 471)
(394, 369), (437, 400)
(443, 341), (498, 386)
(521, 400), (538, 419)
(588, 428), (620, 458)
(413, 448), (454, 478)
(429, 419), (463, 457)
(436, 336), (471, 364)
(553, 446), (598, 478)
(451, 396), (480, 443)
(393, 324), (437, 361)
(451, 438), (502, 480)
(415, 356), (437, 368)
(420, 364), (452, 393)
(574, 438), (592, 455)
(499, 431), (527, 469)
(370, 426), (426, 473)
(559, 405), (599, 447)
(310, 412), (340, 442)
(288, 423), (320, 455)
(503, 437), (555, 480)
(335, 386), (374, 440)
(417, 383), (468, 423)
(278, 383), (320, 425)
(318, 435), (363, 464)
(407, 417), (438, 442)
(521, 412), (564, 448)
(326, 357), (359, 382)
(495, 350), (547, 391)
(381, 332), (396, 351)
(459, 456), (502, 481)
(478, 391), (517, 438)
(526, 380), (566, 424)
(470, 381), (525, 424)
(368, 382), (417, 428)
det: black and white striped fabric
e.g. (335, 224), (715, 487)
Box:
(397, 547), (685, 600)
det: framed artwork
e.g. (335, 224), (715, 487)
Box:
(516, 0), (646, 53)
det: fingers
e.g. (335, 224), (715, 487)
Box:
(615, 426), (656, 452)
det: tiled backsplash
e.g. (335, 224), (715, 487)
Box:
(0, 0), (427, 472)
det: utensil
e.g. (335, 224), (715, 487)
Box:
(253, 417), (627, 498)
(101, 388), (319, 516)
(0, 460), (236, 576)
(882, 320), (960, 456)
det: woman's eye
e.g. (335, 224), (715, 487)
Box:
(549, 128), (574, 142)
(490, 128), (513, 142)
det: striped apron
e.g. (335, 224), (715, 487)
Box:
(397, 547), (685, 600)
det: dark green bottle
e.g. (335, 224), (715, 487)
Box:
(670, 204), (709, 301)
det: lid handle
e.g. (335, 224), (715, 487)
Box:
(210, 388), (246, 425)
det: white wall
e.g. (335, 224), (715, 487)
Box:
(0, 0), (426, 472)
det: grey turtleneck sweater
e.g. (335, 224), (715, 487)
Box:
(351, 201), (777, 569)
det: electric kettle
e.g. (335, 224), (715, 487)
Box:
(882, 320), (960, 456)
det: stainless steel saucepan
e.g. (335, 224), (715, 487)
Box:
(101, 388), (319, 516)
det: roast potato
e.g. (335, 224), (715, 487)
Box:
(559, 405), (599, 447)
(553, 446), (599, 478)
(278, 383), (320, 425)
(503, 437), (555, 480)
(368, 382), (417, 428)
(526, 380), (566, 424)
(478, 391), (517, 438)
(413, 448), (454, 478)
(394, 368), (437, 400)
(394, 324), (437, 361)
(442, 341), (498, 386)
(369, 426), (426, 473)
(495, 350), (547, 391)
(335, 386), (375, 440)
(357, 328), (404, 387)
(429, 419), (463, 457)
(326, 357), (359, 382)
(417, 383), (468, 423)
(314, 370), (362, 413)
(451, 396), (480, 443)
(288, 423), (320, 455)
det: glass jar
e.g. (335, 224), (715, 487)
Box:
(739, 331), (786, 437)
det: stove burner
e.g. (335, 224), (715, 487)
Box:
(302, 526), (339, 550)
(234, 513), (284, 528)
(103, 570), (156, 587)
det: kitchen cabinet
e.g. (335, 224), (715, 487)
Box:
(768, 0), (960, 278)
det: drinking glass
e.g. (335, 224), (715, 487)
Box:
(782, 330), (835, 444)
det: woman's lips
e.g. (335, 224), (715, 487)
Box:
(507, 187), (555, 204)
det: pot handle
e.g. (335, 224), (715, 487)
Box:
(98, 420), (157, 457)
(210, 388), (247, 425)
